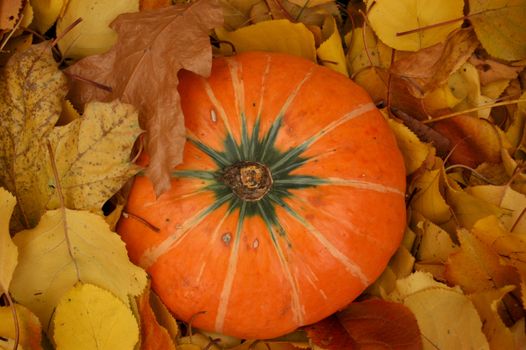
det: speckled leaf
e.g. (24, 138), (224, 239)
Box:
(46, 100), (142, 212)
(0, 188), (17, 293)
(0, 42), (68, 229)
(9, 209), (147, 330)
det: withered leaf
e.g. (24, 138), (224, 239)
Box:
(338, 299), (423, 350)
(303, 315), (355, 350)
(0, 0), (23, 31)
(67, 0), (223, 195)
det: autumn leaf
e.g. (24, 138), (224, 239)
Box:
(53, 283), (139, 350)
(0, 304), (42, 350)
(46, 100), (142, 212)
(367, 0), (464, 51)
(0, 0), (23, 31)
(67, 0), (223, 195)
(9, 209), (147, 330)
(0, 42), (68, 229)
(468, 0), (526, 61)
(316, 15), (348, 76)
(216, 19), (317, 61)
(57, 0), (139, 59)
(30, 0), (66, 34)
(0, 188), (17, 294)
(338, 299), (423, 350)
(137, 286), (176, 350)
(303, 316), (355, 350)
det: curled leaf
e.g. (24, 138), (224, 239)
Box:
(53, 283), (139, 350)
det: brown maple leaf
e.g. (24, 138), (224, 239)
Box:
(67, 0), (223, 195)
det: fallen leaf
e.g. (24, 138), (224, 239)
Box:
(0, 0), (23, 31)
(412, 212), (458, 264)
(137, 286), (176, 350)
(220, 0), (260, 30)
(468, 0), (526, 61)
(148, 291), (179, 341)
(177, 333), (221, 350)
(0, 33), (32, 66)
(469, 285), (517, 349)
(57, 0), (139, 59)
(317, 15), (348, 76)
(67, 0), (223, 195)
(9, 209), (147, 330)
(0, 304), (42, 350)
(216, 19), (316, 61)
(387, 272), (489, 350)
(338, 299), (423, 350)
(367, 0), (464, 51)
(30, 0), (66, 34)
(304, 315), (354, 350)
(140, 0), (172, 10)
(53, 283), (139, 350)
(0, 188), (17, 293)
(470, 54), (525, 86)
(46, 100), (142, 212)
(347, 25), (392, 74)
(0, 42), (68, 229)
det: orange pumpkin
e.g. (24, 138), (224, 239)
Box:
(118, 52), (406, 339)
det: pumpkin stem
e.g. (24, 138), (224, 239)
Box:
(220, 161), (273, 201)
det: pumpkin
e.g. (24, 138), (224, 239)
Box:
(117, 52), (406, 339)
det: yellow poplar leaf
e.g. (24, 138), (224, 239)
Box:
(53, 283), (139, 350)
(10, 209), (147, 329)
(448, 62), (493, 118)
(317, 15), (348, 76)
(347, 26), (392, 75)
(467, 185), (526, 233)
(469, 285), (516, 350)
(30, 0), (66, 33)
(468, 0), (526, 61)
(423, 84), (461, 113)
(57, 99), (81, 126)
(216, 19), (316, 61)
(0, 188), (17, 292)
(57, 0), (139, 59)
(412, 213), (458, 263)
(387, 272), (489, 350)
(352, 67), (388, 104)
(0, 304), (42, 350)
(387, 118), (432, 175)
(367, 0), (464, 51)
(410, 165), (452, 224)
(46, 100), (142, 212)
(0, 42), (68, 229)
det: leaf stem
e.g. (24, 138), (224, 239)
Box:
(46, 142), (80, 281)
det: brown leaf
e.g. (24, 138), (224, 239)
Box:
(304, 315), (355, 350)
(0, 0), (23, 31)
(137, 287), (176, 350)
(391, 28), (479, 94)
(338, 299), (423, 350)
(469, 53), (525, 86)
(67, 0), (223, 195)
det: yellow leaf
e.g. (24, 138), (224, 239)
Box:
(469, 286), (517, 350)
(468, 0), (526, 61)
(0, 304), (42, 350)
(53, 283), (139, 350)
(448, 62), (493, 118)
(423, 84), (461, 113)
(412, 213), (458, 263)
(57, 0), (139, 59)
(46, 100), (142, 212)
(9, 209), (147, 330)
(215, 19), (317, 61)
(0, 0), (24, 31)
(387, 118), (432, 175)
(387, 272), (489, 350)
(367, 0), (464, 51)
(30, 0), (67, 33)
(178, 334), (220, 349)
(220, 0), (260, 30)
(409, 161), (452, 224)
(0, 43), (68, 229)
(0, 188), (17, 293)
(346, 26), (392, 75)
(316, 15), (348, 76)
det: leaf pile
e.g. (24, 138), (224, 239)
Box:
(1, 0), (526, 349)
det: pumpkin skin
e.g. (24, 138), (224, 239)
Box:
(118, 52), (406, 339)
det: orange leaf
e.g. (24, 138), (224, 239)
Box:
(338, 299), (423, 350)
(137, 287), (176, 350)
(304, 316), (355, 350)
(67, 0), (223, 195)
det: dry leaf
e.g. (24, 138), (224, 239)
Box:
(57, 0), (139, 59)
(0, 188), (17, 293)
(46, 100), (142, 212)
(412, 213), (458, 264)
(67, 0), (223, 195)
(338, 299), (423, 350)
(30, 0), (66, 34)
(216, 19), (317, 61)
(367, 0), (464, 51)
(468, 0), (526, 61)
(0, 304), (42, 350)
(0, 0), (23, 31)
(137, 287), (176, 350)
(53, 283), (139, 350)
(470, 54), (525, 86)
(9, 209), (147, 330)
(0, 42), (68, 229)
(317, 15), (348, 76)
(304, 316), (355, 350)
